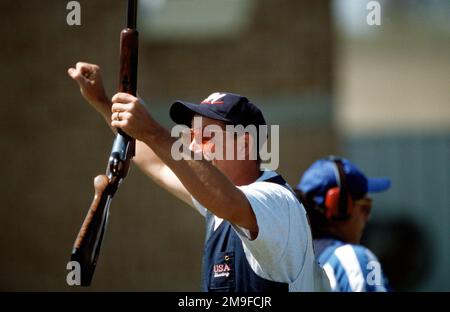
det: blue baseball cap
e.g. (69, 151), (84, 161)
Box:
(169, 92), (266, 127)
(296, 157), (391, 206)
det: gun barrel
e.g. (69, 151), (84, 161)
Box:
(127, 0), (138, 29)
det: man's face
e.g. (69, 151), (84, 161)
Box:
(344, 197), (373, 244)
(189, 115), (227, 162)
(189, 114), (254, 165)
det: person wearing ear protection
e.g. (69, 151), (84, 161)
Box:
(295, 156), (391, 292)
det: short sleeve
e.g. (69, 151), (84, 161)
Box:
(232, 181), (311, 283)
(191, 196), (207, 217)
(329, 244), (390, 292)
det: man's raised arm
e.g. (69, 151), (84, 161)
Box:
(67, 62), (193, 208)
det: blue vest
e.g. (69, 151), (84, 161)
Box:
(201, 174), (289, 292)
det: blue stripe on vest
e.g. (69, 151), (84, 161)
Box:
(318, 242), (391, 292)
(201, 174), (289, 292)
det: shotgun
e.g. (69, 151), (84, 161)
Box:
(70, 0), (139, 286)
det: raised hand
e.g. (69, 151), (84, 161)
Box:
(68, 62), (111, 118)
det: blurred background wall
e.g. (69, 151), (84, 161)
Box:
(0, 0), (448, 291)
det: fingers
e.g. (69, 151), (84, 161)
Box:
(67, 67), (87, 86)
(76, 62), (99, 80)
(111, 92), (137, 104)
(76, 62), (99, 74)
(111, 111), (132, 129)
(111, 110), (129, 131)
(111, 119), (128, 129)
(111, 111), (131, 121)
(111, 102), (134, 113)
(109, 95), (153, 141)
(111, 92), (139, 123)
(111, 111), (120, 121)
(111, 93), (139, 113)
(67, 62), (100, 85)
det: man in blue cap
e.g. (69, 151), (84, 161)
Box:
(67, 62), (330, 291)
(296, 156), (391, 292)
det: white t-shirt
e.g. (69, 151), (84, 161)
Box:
(192, 170), (330, 292)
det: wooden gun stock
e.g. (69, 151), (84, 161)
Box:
(71, 175), (110, 286)
(70, 0), (139, 286)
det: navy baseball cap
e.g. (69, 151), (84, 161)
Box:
(169, 92), (266, 127)
(296, 157), (391, 206)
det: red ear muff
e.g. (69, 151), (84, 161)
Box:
(324, 187), (340, 219)
(324, 187), (354, 220)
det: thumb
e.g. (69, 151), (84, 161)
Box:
(67, 67), (87, 86)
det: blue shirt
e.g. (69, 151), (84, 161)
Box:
(314, 238), (390, 292)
